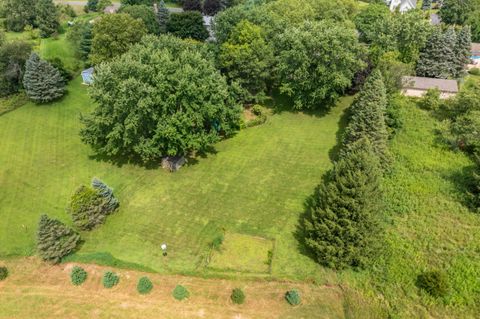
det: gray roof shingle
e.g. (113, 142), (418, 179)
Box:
(402, 76), (459, 93)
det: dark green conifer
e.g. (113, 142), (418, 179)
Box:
(35, 0), (60, 38)
(342, 70), (391, 168)
(157, 0), (170, 34)
(416, 28), (456, 79)
(23, 53), (65, 103)
(454, 25), (472, 77)
(37, 214), (80, 263)
(422, 0), (432, 10)
(304, 138), (382, 269)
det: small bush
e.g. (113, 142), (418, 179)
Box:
(137, 276), (153, 294)
(231, 288), (246, 304)
(285, 289), (301, 306)
(70, 266), (87, 285)
(0, 267), (8, 281)
(251, 104), (263, 116)
(469, 67), (480, 76)
(416, 270), (450, 297)
(102, 271), (119, 288)
(418, 88), (441, 111)
(172, 285), (189, 300)
(211, 234), (224, 251)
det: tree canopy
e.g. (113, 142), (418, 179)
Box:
(81, 35), (241, 163)
(166, 11), (209, 41)
(119, 5), (160, 35)
(23, 53), (65, 103)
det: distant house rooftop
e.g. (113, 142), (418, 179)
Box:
(472, 43), (480, 56)
(402, 76), (458, 93)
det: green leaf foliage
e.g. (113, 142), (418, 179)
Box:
(274, 20), (365, 110)
(285, 289), (301, 306)
(37, 214), (81, 264)
(0, 266), (8, 281)
(137, 276), (153, 294)
(70, 266), (88, 285)
(3, 0), (36, 32)
(80, 35), (241, 163)
(121, 0), (153, 5)
(203, 0), (222, 15)
(102, 271), (119, 288)
(183, 0), (202, 11)
(416, 270), (450, 297)
(166, 11), (209, 41)
(230, 288), (246, 304)
(90, 13), (147, 65)
(342, 71), (391, 168)
(439, 0), (479, 25)
(119, 5), (160, 35)
(35, 0), (60, 38)
(23, 53), (65, 103)
(172, 285), (190, 300)
(304, 138), (382, 269)
(0, 41), (32, 97)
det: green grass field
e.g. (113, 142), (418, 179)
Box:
(0, 76), (349, 279)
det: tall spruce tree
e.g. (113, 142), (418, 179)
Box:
(454, 25), (472, 77)
(91, 177), (119, 212)
(422, 0), (432, 10)
(23, 53), (65, 103)
(35, 0), (60, 38)
(416, 28), (456, 79)
(183, 0), (202, 11)
(157, 0), (170, 34)
(37, 214), (81, 263)
(304, 138), (382, 269)
(342, 71), (391, 168)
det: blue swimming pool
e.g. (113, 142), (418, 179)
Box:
(471, 56), (480, 60)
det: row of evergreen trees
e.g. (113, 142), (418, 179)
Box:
(303, 71), (389, 269)
(416, 26), (471, 79)
(37, 178), (119, 263)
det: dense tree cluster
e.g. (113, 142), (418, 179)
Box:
(23, 53), (65, 103)
(37, 214), (80, 264)
(81, 35), (241, 163)
(0, 41), (32, 97)
(167, 11), (209, 41)
(2, 0), (59, 37)
(119, 5), (160, 35)
(66, 21), (93, 60)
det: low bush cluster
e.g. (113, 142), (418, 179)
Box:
(0, 266), (8, 281)
(416, 270), (450, 297)
(102, 271), (120, 288)
(230, 288), (245, 304)
(285, 289), (301, 306)
(137, 277), (153, 295)
(172, 285), (189, 300)
(70, 266), (87, 285)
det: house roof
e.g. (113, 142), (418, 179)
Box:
(389, 0), (417, 12)
(471, 43), (480, 54)
(402, 76), (458, 93)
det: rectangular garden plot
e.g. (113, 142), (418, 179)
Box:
(208, 233), (274, 274)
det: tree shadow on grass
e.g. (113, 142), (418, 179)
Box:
(442, 163), (477, 211)
(328, 105), (351, 162)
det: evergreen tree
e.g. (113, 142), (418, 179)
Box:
(183, 0), (202, 12)
(203, 0), (221, 15)
(91, 177), (119, 212)
(35, 0), (60, 38)
(342, 71), (391, 168)
(79, 24), (93, 60)
(157, 0), (170, 34)
(23, 53), (65, 103)
(416, 28), (456, 79)
(304, 138), (382, 269)
(86, 0), (99, 12)
(454, 25), (472, 77)
(37, 214), (80, 264)
(422, 0), (432, 10)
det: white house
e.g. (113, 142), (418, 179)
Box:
(389, 0), (417, 12)
(401, 76), (458, 99)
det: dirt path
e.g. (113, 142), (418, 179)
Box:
(0, 258), (346, 319)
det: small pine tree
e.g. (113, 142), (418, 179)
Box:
(416, 28), (457, 79)
(79, 24), (93, 60)
(23, 53), (65, 103)
(157, 0), (170, 33)
(422, 0), (432, 10)
(304, 138), (382, 269)
(203, 0), (221, 15)
(342, 70), (391, 168)
(91, 177), (119, 211)
(35, 0), (60, 38)
(37, 214), (81, 264)
(230, 288), (245, 304)
(454, 25), (472, 77)
(183, 0), (202, 11)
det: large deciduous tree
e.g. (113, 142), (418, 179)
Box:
(90, 13), (147, 65)
(3, 0), (36, 32)
(166, 11), (209, 41)
(0, 41), (32, 97)
(23, 53), (65, 103)
(37, 214), (80, 264)
(119, 5), (160, 35)
(219, 20), (274, 102)
(439, 0), (479, 25)
(303, 138), (382, 270)
(80, 35), (241, 163)
(35, 0), (60, 38)
(274, 20), (365, 110)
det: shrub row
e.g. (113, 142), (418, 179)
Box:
(68, 266), (302, 304)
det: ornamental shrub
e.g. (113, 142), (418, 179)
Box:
(137, 276), (153, 294)
(70, 266), (87, 285)
(230, 288), (245, 304)
(172, 285), (189, 300)
(0, 267), (8, 281)
(416, 270), (450, 297)
(285, 290), (301, 306)
(103, 271), (119, 288)
(469, 67), (480, 76)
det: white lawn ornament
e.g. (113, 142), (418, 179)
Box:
(161, 243), (167, 256)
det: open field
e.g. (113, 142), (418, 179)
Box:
(0, 257), (349, 319)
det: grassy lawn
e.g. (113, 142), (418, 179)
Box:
(0, 77), (349, 280)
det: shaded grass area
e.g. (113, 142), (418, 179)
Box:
(0, 77), (351, 280)
(341, 96), (480, 318)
